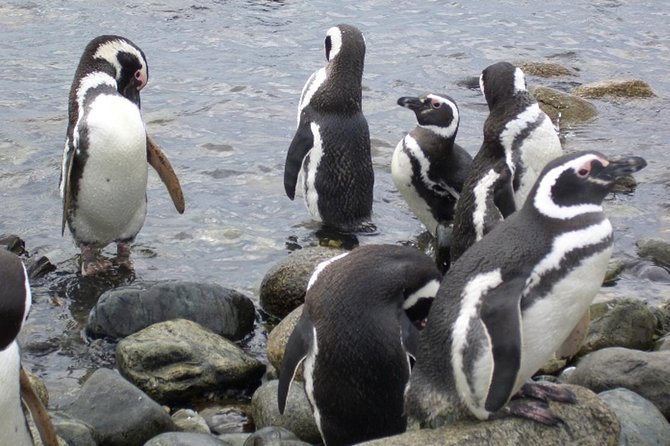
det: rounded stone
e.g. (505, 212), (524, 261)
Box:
(519, 62), (576, 78)
(573, 79), (656, 99)
(144, 432), (232, 446)
(599, 388), (670, 446)
(266, 306), (303, 374)
(530, 85), (598, 127)
(636, 238), (670, 269)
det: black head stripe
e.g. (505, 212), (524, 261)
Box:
(0, 250), (28, 350)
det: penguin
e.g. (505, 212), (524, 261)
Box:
(405, 151), (646, 426)
(277, 245), (442, 446)
(0, 249), (59, 446)
(391, 94), (473, 236)
(60, 35), (184, 276)
(283, 24), (374, 232)
(450, 62), (563, 263)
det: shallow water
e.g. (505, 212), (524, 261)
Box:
(1, 0), (669, 409)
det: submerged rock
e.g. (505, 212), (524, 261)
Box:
(636, 238), (670, 269)
(599, 388), (670, 446)
(573, 79), (656, 99)
(266, 306), (303, 373)
(519, 62), (577, 77)
(530, 86), (598, 127)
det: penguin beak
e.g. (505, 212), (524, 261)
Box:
(397, 96), (426, 111)
(596, 156), (647, 181)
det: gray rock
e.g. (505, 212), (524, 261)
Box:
(144, 432), (232, 446)
(65, 368), (175, 446)
(116, 319), (265, 404)
(360, 385), (618, 446)
(531, 85), (598, 127)
(87, 281), (255, 341)
(172, 409), (210, 434)
(250, 380), (321, 444)
(519, 62), (577, 77)
(199, 404), (250, 435)
(604, 259), (626, 285)
(266, 306), (303, 374)
(568, 347), (670, 418)
(637, 238), (670, 269)
(260, 247), (345, 318)
(217, 433), (251, 446)
(242, 426), (310, 446)
(578, 299), (657, 355)
(654, 333), (670, 351)
(599, 388), (670, 446)
(51, 412), (96, 446)
(573, 79), (656, 99)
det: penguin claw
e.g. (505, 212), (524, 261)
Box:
(500, 399), (565, 426)
(518, 381), (577, 404)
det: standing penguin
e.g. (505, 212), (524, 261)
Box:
(60, 35), (184, 276)
(405, 151), (646, 426)
(0, 249), (58, 446)
(450, 62), (562, 262)
(391, 94), (473, 236)
(278, 245), (441, 446)
(284, 24), (374, 232)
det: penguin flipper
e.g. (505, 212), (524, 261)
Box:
(278, 313), (314, 414)
(20, 367), (59, 446)
(479, 276), (525, 413)
(60, 140), (76, 236)
(494, 167), (516, 218)
(146, 135), (185, 214)
(284, 119), (314, 200)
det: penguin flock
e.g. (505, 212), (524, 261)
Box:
(0, 23), (649, 446)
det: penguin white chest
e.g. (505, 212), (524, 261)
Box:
(0, 343), (32, 446)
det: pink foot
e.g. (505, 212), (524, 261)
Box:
(116, 242), (133, 271)
(80, 245), (112, 276)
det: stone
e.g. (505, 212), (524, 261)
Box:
(519, 62), (576, 77)
(655, 333), (670, 351)
(637, 238), (670, 269)
(116, 319), (265, 404)
(266, 306), (303, 374)
(217, 433), (251, 446)
(599, 388), (670, 446)
(172, 409), (210, 434)
(51, 412), (96, 446)
(87, 281), (255, 341)
(604, 259), (625, 285)
(250, 380), (321, 444)
(144, 432), (232, 446)
(360, 385), (618, 446)
(259, 247), (345, 318)
(530, 86), (598, 127)
(24, 370), (49, 407)
(573, 79), (656, 99)
(567, 347), (670, 419)
(65, 368), (175, 446)
(242, 426), (311, 446)
(199, 405), (251, 435)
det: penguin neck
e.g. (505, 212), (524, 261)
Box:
(313, 60), (363, 114)
(0, 343), (32, 445)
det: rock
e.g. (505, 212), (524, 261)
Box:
(361, 385), (618, 445)
(655, 333), (670, 351)
(24, 370), (49, 407)
(573, 79), (656, 99)
(199, 405), (251, 434)
(530, 86), (598, 127)
(519, 62), (576, 78)
(250, 380), (321, 444)
(87, 281), (255, 341)
(266, 306), (303, 374)
(637, 238), (670, 269)
(567, 347), (670, 418)
(217, 433), (251, 446)
(117, 319), (265, 404)
(603, 259), (626, 285)
(0, 233), (26, 254)
(599, 388), (670, 446)
(65, 368), (175, 446)
(652, 302), (670, 335)
(242, 426), (310, 446)
(51, 412), (96, 446)
(260, 247), (345, 318)
(578, 299), (657, 355)
(172, 409), (210, 434)
(144, 432), (232, 446)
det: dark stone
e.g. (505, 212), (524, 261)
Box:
(599, 388), (670, 446)
(637, 238), (670, 269)
(51, 412), (96, 446)
(144, 432), (233, 446)
(0, 233), (26, 255)
(242, 426), (311, 446)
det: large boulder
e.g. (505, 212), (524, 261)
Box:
(531, 86), (598, 127)
(573, 79), (656, 99)
(599, 388), (670, 446)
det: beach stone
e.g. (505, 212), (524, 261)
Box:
(87, 281), (255, 341)
(242, 426), (310, 446)
(172, 409), (210, 434)
(599, 388), (670, 446)
(199, 405), (250, 435)
(266, 306), (303, 374)
(530, 86), (598, 127)
(604, 259), (626, 285)
(65, 368), (175, 446)
(260, 247), (345, 318)
(144, 432), (232, 446)
(117, 319), (265, 404)
(217, 433), (251, 446)
(655, 333), (670, 351)
(250, 380), (321, 444)
(637, 238), (670, 269)
(51, 412), (96, 446)
(24, 370), (49, 407)
(519, 62), (576, 77)
(573, 79), (656, 99)
(568, 347), (670, 418)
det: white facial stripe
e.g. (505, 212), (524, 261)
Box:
(297, 68), (327, 126)
(472, 168), (501, 240)
(499, 103), (541, 169)
(513, 67), (526, 93)
(306, 251), (350, 290)
(325, 26), (343, 61)
(421, 94), (460, 139)
(403, 279), (440, 309)
(304, 122), (323, 222)
(534, 154), (605, 219)
(93, 39), (144, 78)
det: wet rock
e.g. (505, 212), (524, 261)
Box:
(652, 302), (670, 335)
(217, 433), (251, 446)
(455, 76), (480, 90)
(51, 412), (96, 446)
(362, 385), (618, 446)
(242, 426), (310, 446)
(199, 405), (250, 434)
(266, 306), (303, 374)
(603, 259), (625, 285)
(530, 86), (598, 127)
(0, 233), (26, 254)
(519, 62), (576, 77)
(65, 368), (175, 446)
(599, 388), (670, 446)
(116, 319), (265, 404)
(578, 299), (657, 355)
(636, 238), (670, 269)
(87, 281), (255, 341)
(172, 409), (210, 434)
(260, 247), (345, 318)
(655, 333), (670, 351)
(144, 432), (233, 446)
(25, 370), (49, 407)
(567, 347), (670, 418)
(573, 79), (656, 99)
(250, 380), (321, 444)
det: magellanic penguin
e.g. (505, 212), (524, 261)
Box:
(60, 35), (185, 276)
(278, 245), (441, 446)
(391, 94), (473, 236)
(405, 151), (646, 426)
(450, 62), (563, 263)
(0, 249), (59, 446)
(283, 24), (374, 232)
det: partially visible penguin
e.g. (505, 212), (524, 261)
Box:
(278, 245), (441, 446)
(60, 35), (184, 276)
(283, 24), (374, 232)
(391, 94), (473, 236)
(450, 62), (562, 262)
(0, 249), (59, 446)
(405, 151), (646, 426)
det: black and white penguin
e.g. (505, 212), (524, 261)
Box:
(278, 245), (441, 446)
(0, 249), (58, 446)
(450, 62), (562, 262)
(405, 151), (646, 426)
(391, 94), (473, 236)
(283, 24), (374, 232)
(60, 35), (184, 276)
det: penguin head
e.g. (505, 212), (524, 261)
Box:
(531, 151), (647, 219)
(479, 62), (526, 109)
(324, 24), (365, 66)
(397, 94), (460, 139)
(0, 250), (31, 351)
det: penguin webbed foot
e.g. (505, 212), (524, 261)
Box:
(517, 381), (577, 405)
(498, 398), (566, 427)
(115, 242), (133, 271)
(80, 245), (113, 276)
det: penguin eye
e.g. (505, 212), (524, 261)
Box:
(134, 70), (142, 79)
(431, 100), (441, 109)
(576, 163), (591, 178)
